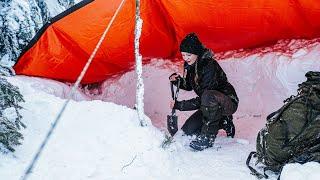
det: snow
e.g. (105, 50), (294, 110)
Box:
(0, 39), (320, 179)
(44, 0), (66, 17)
(0, 54), (11, 67)
(45, 0), (83, 17)
(280, 162), (320, 180)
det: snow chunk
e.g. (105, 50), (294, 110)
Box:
(281, 162), (320, 180)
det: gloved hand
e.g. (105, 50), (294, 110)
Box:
(173, 100), (183, 110)
(169, 73), (181, 82)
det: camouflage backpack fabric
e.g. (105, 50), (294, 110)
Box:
(247, 71), (320, 179)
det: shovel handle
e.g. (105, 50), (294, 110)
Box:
(169, 77), (181, 117)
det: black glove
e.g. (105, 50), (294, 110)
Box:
(173, 100), (182, 110)
(169, 73), (181, 82)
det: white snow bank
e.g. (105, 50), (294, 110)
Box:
(281, 162), (320, 180)
(0, 76), (254, 180)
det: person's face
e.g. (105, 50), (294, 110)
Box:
(181, 52), (198, 65)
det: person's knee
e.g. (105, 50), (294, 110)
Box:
(200, 105), (222, 120)
(202, 90), (237, 116)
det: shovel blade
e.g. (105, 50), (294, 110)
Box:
(167, 115), (178, 136)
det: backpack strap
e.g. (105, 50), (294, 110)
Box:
(260, 130), (268, 161)
(246, 152), (269, 179)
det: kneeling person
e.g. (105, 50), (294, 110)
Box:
(169, 33), (239, 151)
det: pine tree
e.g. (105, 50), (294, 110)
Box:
(0, 77), (25, 152)
(36, 0), (50, 23)
(0, 0), (40, 66)
(0, 0), (81, 67)
(58, 0), (75, 9)
(0, 1), (13, 66)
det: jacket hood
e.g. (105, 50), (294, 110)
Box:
(184, 48), (214, 71)
(200, 48), (214, 61)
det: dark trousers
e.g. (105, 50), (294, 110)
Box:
(181, 90), (237, 136)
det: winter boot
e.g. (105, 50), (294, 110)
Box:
(189, 105), (222, 151)
(221, 115), (235, 138)
(189, 134), (216, 151)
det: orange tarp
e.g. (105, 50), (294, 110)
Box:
(14, 0), (320, 83)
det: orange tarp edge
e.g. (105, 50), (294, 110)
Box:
(14, 0), (320, 83)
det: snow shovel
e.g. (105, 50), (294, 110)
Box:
(167, 78), (181, 136)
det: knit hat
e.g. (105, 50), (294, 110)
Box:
(179, 33), (204, 55)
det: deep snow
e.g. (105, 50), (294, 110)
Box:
(0, 39), (320, 179)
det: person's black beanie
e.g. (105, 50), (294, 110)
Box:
(179, 33), (204, 55)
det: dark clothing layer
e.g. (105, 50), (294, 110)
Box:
(173, 49), (239, 113)
(172, 49), (238, 136)
(181, 90), (236, 135)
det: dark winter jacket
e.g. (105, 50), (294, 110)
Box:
(172, 49), (239, 111)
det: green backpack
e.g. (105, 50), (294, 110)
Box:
(247, 71), (320, 179)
